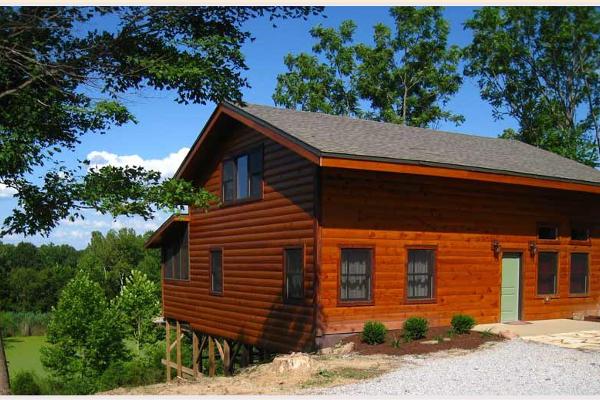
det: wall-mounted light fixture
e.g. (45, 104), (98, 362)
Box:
(491, 240), (501, 257)
(529, 241), (538, 257)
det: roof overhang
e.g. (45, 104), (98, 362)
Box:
(175, 102), (600, 195)
(144, 214), (189, 249)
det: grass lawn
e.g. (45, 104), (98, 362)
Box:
(4, 336), (47, 377)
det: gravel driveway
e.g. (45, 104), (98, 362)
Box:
(313, 340), (600, 395)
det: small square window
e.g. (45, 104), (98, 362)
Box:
(538, 225), (558, 240)
(571, 227), (590, 242)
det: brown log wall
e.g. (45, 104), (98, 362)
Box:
(318, 167), (600, 335)
(162, 124), (317, 352)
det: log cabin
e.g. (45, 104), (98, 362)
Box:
(146, 102), (600, 372)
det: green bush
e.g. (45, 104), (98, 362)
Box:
(451, 314), (476, 334)
(403, 317), (429, 340)
(361, 321), (387, 345)
(11, 371), (42, 395)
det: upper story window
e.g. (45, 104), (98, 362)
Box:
(537, 224), (558, 241)
(222, 146), (263, 203)
(163, 226), (189, 281)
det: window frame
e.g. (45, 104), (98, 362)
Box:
(221, 145), (264, 206)
(536, 222), (559, 242)
(536, 250), (559, 297)
(162, 225), (191, 282)
(283, 246), (305, 304)
(337, 245), (375, 307)
(569, 252), (590, 297)
(209, 247), (224, 296)
(405, 245), (438, 304)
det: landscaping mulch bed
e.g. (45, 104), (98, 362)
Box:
(584, 316), (600, 323)
(341, 326), (504, 356)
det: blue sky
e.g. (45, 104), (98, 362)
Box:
(0, 6), (519, 249)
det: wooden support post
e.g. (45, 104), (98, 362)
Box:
(192, 331), (199, 379)
(176, 321), (182, 379)
(208, 336), (216, 377)
(165, 320), (171, 382)
(247, 344), (253, 365)
(223, 339), (231, 376)
(198, 336), (207, 375)
(240, 344), (249, 368)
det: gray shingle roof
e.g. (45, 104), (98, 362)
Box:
(231, 102), (600, 186)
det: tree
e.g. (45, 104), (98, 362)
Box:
(116, 270), (161, 354)
(464, 6), (600, 166)
(0, 334), (8, 395)
(355, 7), (463, 127)
(273, 20), (362, 116)
(41, 273), (127, 388)
(0, 6), (323, 237)
(77, 229), (157, 298)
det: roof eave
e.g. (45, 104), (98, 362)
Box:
(144, 214), (190, 249)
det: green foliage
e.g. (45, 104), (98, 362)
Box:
(77, 229), (160, 298)
(10, 371), (41, 395)
(0, 312), (50, 337)
(390, 334), (403, 348)
(464, 6), (600, 166)
(403, 317), (429, 341)
(433, 335), (444, 343)
(273, 20), (362, 117)
(479, 329), (496, 339)
(116, 270), (162, 353)
(361, 321), (387, 345)
(274, 7), (463, 128)
(450, 314), (476, 334)
(41, 273), (128, 383)
(0, 6), (323, 237)
(0, 242), (79, 312)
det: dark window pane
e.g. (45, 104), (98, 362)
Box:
(570, 253), (589, 294)
(211, 250), (223, 294)
(407, 249), (434, 299)
(222, 160), (235, 202)
(179, 227), (189, 280)
(285, 248), (303, 300)
(571, 228), (589, 241)
(537, 252), (557, 295)
(340, 249), (372, 301)
(538, 226), (558, 240)
(236, 155), (248, 199)
(249, 148), (262, 174)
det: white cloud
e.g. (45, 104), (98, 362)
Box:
(86, 147), (190, 179)
(0, 183), (17, 198)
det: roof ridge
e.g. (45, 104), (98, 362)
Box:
(240, 101), (505, 142)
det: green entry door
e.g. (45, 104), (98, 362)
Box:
(501, 253), (521, 323)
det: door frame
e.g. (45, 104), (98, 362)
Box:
(499, 251), (524, 322)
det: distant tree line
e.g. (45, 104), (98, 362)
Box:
(0, 229), (160, 314)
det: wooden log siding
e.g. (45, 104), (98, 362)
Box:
(162, 125), (317, 352)
(318, 168), (600, 335)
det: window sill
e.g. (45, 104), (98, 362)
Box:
(337, 300), (374, 307)
(569, 240), (591, 246)
(220, 196), (263, 208)
(568, 293), (589, 298)
(209, 291), (224, 297)
(405, 298), (437, 305)
(535, 294), (559, 300)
